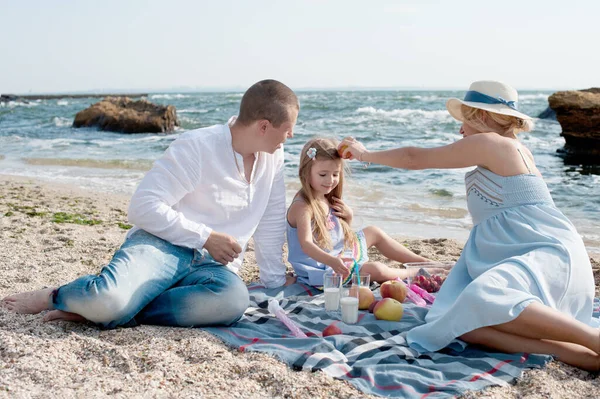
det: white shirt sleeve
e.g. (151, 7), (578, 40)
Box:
(252, 148), (287, 288)
(127, 136), (213, 249)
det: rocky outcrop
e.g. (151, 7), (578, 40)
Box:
(73, 97), (179, 133)
(548, 88), (600, 162)
(1, 94), (23, 103)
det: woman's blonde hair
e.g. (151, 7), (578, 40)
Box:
(297, 137), (355, 250)
(461, 105), (534, 137)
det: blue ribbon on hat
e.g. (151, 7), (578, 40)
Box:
(463, 90), (519, 111)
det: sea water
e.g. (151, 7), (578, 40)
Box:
(1, 91), (599, 253)
(324, 287), (341, 311)
(340, 296), (359, 324)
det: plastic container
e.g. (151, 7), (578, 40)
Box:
(404, 261), (455, 293)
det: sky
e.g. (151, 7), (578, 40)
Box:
(1, 0), (599, 94)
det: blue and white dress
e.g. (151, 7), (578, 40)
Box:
(407, 150), (596, 352)
(287, 200), (369, 287)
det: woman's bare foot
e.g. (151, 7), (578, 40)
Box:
(43, 310), (87, 323)
(1, 288), (55, 314)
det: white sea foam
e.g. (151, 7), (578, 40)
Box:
(225, 93), (243, 98)
(27, 138), (87, 150)
(409, 95), (440, 101)
(1, 101), (39, 108)
(354, 106), (451, 123)
(113, 134), (175, 143)
(150, 94), (189, 99)
(53, 117), (72, 127)
(520, 94), (549, 101)
(84, 135), (173, 148)
(57, 100), (69, 106)
(178, 108), (210, 114)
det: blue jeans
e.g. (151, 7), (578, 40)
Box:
(50, 230), (249, 329)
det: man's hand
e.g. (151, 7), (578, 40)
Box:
(284, 273), (297, 286)
(204, 231), (242, 265)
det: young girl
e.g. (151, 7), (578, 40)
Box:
(339, 80), (600, 371)
(286, 137), (428, 287)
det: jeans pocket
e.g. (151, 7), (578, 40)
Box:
(192, 248), (207, 266)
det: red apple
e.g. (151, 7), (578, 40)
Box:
(373, 298), (404, 321)
(322, 324), (342, 337)
(380, 280), (408, 302)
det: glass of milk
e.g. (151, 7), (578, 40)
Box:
(323, 273), (342, 312)
(340, 286), (359, 324)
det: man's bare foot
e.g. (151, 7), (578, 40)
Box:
(1, 288), (55, 314)
(43, 310), (87, 323)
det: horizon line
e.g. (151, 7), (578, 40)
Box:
(3, 85), (588, 96)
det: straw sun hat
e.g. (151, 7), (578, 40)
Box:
(446, 80), (532, 122)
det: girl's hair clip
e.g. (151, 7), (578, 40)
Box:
(307, 147), (317, 160)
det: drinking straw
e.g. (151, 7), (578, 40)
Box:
(353, 259), (361, 287)
(267, 299), (308, 338)
(340, 258), (359, 286)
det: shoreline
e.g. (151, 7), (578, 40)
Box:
(1, 175), (599, 398)
(1, 171), (597, 258)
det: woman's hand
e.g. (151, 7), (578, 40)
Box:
(331, 197), (353, 224)
(338, 137), (369, 161)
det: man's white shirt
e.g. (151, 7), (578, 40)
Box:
(127, 121), (287, 288)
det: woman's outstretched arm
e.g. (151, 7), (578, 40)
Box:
(341, 133), (504, 171)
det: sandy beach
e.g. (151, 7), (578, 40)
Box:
(1, 175), (599, 398)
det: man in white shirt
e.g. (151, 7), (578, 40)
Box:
(2, 80), (298, 328)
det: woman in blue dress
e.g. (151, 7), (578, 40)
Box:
(338, 80), (600, 371)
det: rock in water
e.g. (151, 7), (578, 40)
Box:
(549, 88), (600, 163)
(73, 97), (180, 133)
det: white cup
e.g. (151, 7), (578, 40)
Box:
(340, 287), (359, 324)
(323, 273), (342, 312)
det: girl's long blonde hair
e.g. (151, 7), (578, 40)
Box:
(461, 105), (534, 137)
(297, 137), (355, 250)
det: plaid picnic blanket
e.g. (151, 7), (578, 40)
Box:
(204, 283), (597, 398)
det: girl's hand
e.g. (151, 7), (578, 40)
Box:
(329, 257), (352, 279)
(339, 137), (369, 161)
(331, 197), (353, 222)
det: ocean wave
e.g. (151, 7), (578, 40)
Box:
(57, 100), (69, 106)
(352, 106), (451, 123)
(27, 138), (88, 150)
(429, 188), (454, 197)
(520, 94), (549, 101)
(225, 93), (243, 98)
(178, 108), (210, 114)
(80, 135), (174, 148)
(406, 203), (469, 219)
(23, 157), (153, 171)
(1, 134), (24, 142)
(0, 101), (39, 108)
(408, 95), (440, 101)
(116, 134), (175, 143)
(53, 117), (72, 127)
(150, 94), (189, 99)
